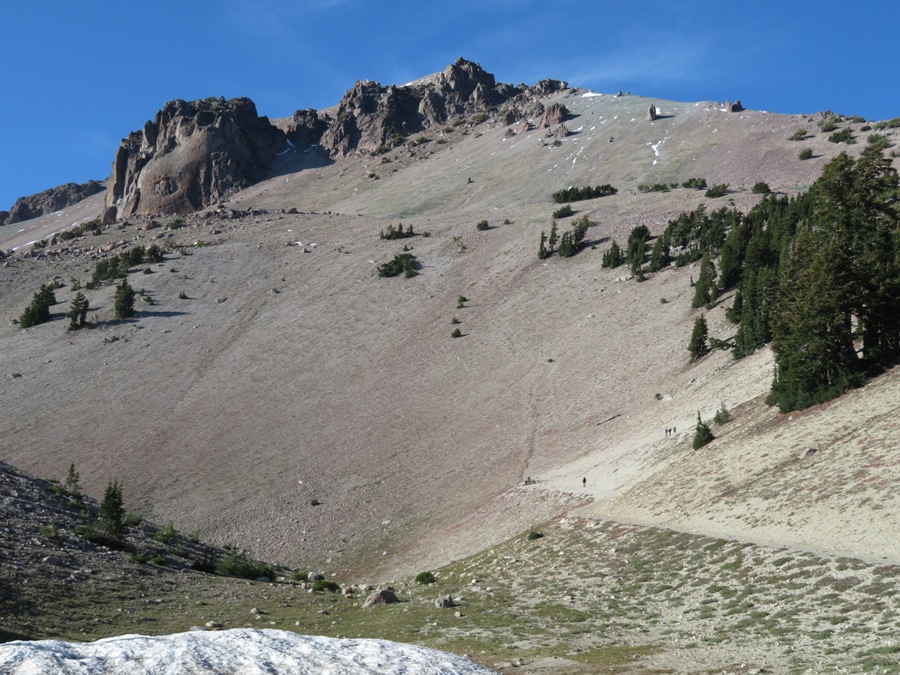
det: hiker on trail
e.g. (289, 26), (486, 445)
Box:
(582, 477), (586, 488)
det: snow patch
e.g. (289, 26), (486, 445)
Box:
(0, 629), (496, 675)
(582, 92), (602, 98)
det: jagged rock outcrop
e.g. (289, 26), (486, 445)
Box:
(285, 109), (330, 150)
(319, 58), (532, 157)
(538, 102), (569, 128)
(102, 59), (569, 216)
(106, 97), (285, 217)
(5, 180), (105, 224)
(0, 211), (8, 227)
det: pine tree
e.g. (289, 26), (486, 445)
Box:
(67, 292), (89, 330)
(548, 220), (559, 252)
(602, 240), (624, 268)
(114, 280), (135, 319)
(64, 463), (81, 496)
(691, 254), (718, 308)
(692, 412), (715, 449)
(99, 479), (125, 541)
(538, 230), (550, 259)
(557, 231), (574, 257)
(688, 315), (709, 362)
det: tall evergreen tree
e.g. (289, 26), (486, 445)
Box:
(114, 280), (135, 319)
(99, 479), (125, 541)
(688, 315), (709, 362)
(691, 254), (718, 308)
(67, 292), (89, 330)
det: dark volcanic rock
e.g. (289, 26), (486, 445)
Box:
(285, 109), (330, 150)
(0, 211), (8, 227)
(319, 58), (535, 157)
(6, 180), (105, 224)
(106, 97), (286, 217)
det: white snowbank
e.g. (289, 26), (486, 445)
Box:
(0, 628), (497, 674)
(581, 92), (602, 98)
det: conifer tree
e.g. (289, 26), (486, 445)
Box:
(692, 412), (715, 449)
(691, 254), (718, 308)
(548, 220), (559, 253)
(688, 315), (709, 362)
(538, 230), (550, 259)
(114, 280), (135, 319)
(67, 292), (89, 330)
(99, 479), (125, 541)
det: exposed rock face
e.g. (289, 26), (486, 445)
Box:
(0, 211), (8, 227)
(5, 180), (105, 224)
(102, 59), (569, 216)
(285, 109), (330, 150)
(319, 58), (531, 157)
(538, 102), (569, 128)
(106, 97), (285, 217)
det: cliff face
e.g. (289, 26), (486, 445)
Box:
(318, 57), (562, 157)
(103, 59), (567, 217)
(106, 97), (285, 218)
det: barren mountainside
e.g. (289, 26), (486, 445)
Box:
(2, 60), (900, 673)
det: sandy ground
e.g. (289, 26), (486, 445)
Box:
(2, 90), (899, 587)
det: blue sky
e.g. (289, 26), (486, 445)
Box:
(1, 0), (898, 211)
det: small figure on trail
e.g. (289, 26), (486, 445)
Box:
(582, 477), (587, 488)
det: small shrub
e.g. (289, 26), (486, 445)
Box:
(451, 328), (462, 338)
(788, 128), (808, 141)
(476, 219), (490, 231)
(819, 117), (839, 132)
(867, 133), (892, 150)
(123, 512), (142, 527)
(377, 253), (419, 278)
(216, 546), (274, 580)
(527, 530), (544, 541)
(310, 498), (321, 506)
(457, 295), (467, 304)
(149, 553), (166, 566)
(704, 184), (729, 198)
(168, 218), (186, 230)
(292, 570), (309, 582)
(188, 531), (200, 544)
(552, 204), (574, 218)
(154, 521), (177, 544)
(178, 291), (188, 299)
(450, 317), (461, 324)
(313, 579), (341, 593)
(39, 524), (58, 539)
(828, 128), (854, 144)
(503, 218), (512, 224)
(799, 148), (814, 160)
(415, 571), (437, 585)
(751, 182), (771, 194)
(681, 177), (708, 189)
(714, 405), (732, 425)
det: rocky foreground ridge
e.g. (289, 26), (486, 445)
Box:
(102, 58), (566, 219)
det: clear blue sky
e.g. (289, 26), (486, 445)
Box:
(1, 0), (898, 211)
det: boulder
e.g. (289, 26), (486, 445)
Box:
(538, 103), (569, 128)
(362, 589), (399, 607)
(648, 104), (658, 121)
(434, 595), (457, 609)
